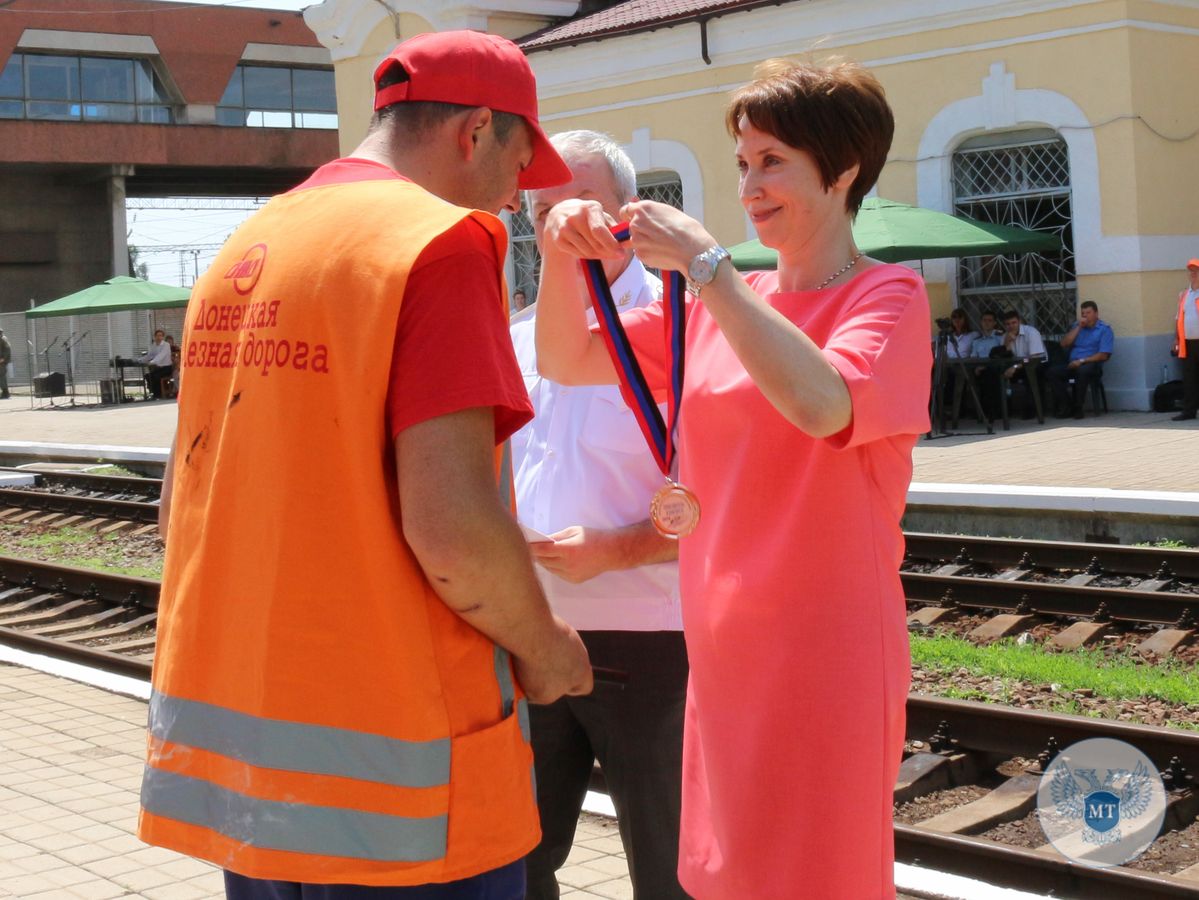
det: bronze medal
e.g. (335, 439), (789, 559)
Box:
(650, 481), (701, 539)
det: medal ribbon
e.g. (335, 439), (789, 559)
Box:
(581, 223), (685, 476)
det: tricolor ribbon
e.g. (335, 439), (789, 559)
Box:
(581, 223), (686, 477)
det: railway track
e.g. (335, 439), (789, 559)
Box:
(0, 468), (161, 528)
(2, 556), (1198, 897)
(902, 533), (1199, 654)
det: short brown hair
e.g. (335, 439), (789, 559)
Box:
(726, 59), (894, 215)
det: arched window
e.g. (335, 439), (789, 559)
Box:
(952, 129), (1076, 336)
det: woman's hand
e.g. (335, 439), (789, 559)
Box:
(543, 199), (624, 261)
(621, 200), (715, 274)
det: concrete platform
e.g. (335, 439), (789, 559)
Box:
(3, 393), (1199, 493)
(0, 660), (636, 900)
(0, 651), (1039, 900)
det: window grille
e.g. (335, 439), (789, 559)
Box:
(216, 65), (337, 130)
(0, 52), (171, 123)
(508, 202), (540, 311)
(952, 135), (1076, 337)
(637, 177), (684, 210)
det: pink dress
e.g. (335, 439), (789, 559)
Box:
(619, 264), (931, 899)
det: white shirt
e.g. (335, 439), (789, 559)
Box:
(945, 331), (974, 359)
(510, 258), (681, 631)
(1184, 288), (1199, 340)
(1006, 324), (1047, 360)
(143, 340), (172, 367)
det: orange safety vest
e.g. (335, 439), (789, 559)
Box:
(138, 179), (539, 885)
(1178, 289), (1199, 358)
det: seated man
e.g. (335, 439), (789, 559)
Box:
(969, 310), (1003, 359)
(979, 309), (1047, 420)
(1047, 300), (1113, 418)
(139, 329), (173, 399)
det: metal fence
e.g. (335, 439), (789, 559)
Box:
(0, 306), (186, 406)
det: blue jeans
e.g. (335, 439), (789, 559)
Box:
(223, 860), (524, 900)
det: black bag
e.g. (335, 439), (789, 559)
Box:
(1154, 380), (1184, 412)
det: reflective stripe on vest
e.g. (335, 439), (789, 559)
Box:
(140, 767), (447, 862)
(149, 691), (450, 788)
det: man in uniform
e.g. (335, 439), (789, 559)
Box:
(510, 131), (688, 900)
(142, 31), (591, 900)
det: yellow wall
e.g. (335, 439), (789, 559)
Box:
(321, 0), (1199, 373)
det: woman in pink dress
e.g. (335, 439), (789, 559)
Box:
(535, 60), (931, 899)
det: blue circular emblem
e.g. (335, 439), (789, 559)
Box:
(1083, 789), (1121, 833)
(1036, 737), (1167, 867)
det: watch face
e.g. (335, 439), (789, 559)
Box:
(689, 256), (714, 284)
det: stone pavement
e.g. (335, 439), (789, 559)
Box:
(0, 662), (637, 899)
(4, 391), (1199, 492)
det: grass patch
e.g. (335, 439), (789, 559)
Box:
(1132, 538), (1192, 549)
(911, 633), (1199, 706)
(85, 465), (145, 478)
(0, 524), (162, 579)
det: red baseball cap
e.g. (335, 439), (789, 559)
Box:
(373, 30), (570, 190)
(1188, 258), (1199, 269)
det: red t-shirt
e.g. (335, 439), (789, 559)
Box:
(292, 158), (531, 443)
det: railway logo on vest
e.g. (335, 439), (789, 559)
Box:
(1036, 737), (1167, 867)
(225, 243), (267, 295)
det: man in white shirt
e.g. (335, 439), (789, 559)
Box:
(510, 131), (687, 900)
(140, 328), (173, 399)
(1000, 308), (1048, 361)
(1172, 259), (1199, 420)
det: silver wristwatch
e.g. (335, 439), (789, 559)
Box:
(686, 245), (730, 296)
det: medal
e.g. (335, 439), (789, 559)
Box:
(583, 224), (700, 539)
(650, 481), (701, 538)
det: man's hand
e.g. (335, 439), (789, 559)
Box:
(528, 521), (680, 584)
(530, 526), (619, 583)
(1069, 358), (1084, 369)
(513, 615), (593, 704)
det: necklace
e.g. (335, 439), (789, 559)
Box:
(814, 251), (864, 291)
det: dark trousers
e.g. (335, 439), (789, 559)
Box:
(1183, 340), (1199, 416)
(525, 630), (689, 900)
(224, 860), (524, 900)
(1047, 361), (1104, 414)
(145, 364), (173, 398)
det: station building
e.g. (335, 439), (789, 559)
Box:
(305, 0), (1199, 410)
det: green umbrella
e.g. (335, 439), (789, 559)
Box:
(728, 197), (1062, 270)
(26, 276), (190, 318)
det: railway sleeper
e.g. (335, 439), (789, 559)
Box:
(59, 611), (156, 643)
(968, 612), (1037, 642)
(894, 751), (980, 805)
(1049, 620), (1110, 650)
(0, 597), (95, 626)
(918, 772), (1041, 835)
(24, 604), (128, 636)
(1139, 627), (1195, 657)
(99, 634), (157, 653)
(0, 591), (70, 620)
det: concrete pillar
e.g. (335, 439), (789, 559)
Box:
(108, 165), (135, 278)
